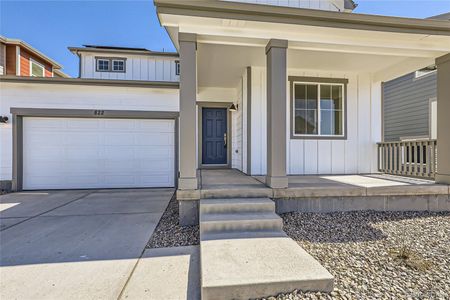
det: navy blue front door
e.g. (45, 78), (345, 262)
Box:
(202, 108), (227, 165)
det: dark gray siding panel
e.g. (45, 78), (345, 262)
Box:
(383, 71), (436, 141)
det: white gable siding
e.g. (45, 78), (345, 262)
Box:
(80, 53), (179, 82)
(247, 67), (381, 176)
(222, 0), (345, 12)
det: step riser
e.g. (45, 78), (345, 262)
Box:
(200, 219), (283, 235)
(200, 203), (275, 214)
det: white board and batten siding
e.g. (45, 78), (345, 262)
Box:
(80, 53), (179, 82)
(221, 0), (346, 12)
(248, 67), (382, 176)
(0, 82), (179, 186)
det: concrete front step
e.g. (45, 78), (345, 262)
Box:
(199, 197), (334, 299)
(200, 198), (275, 214)
(201, 230), (287, 241)
(200, 236), (334, 300)
(200, 212), (283, 236)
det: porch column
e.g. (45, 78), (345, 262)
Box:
(178, 33), (198, 190)
(265, 39), (288, 188)
(436, 53), (450, 184)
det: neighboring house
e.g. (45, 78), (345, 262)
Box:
(1, 0), (450, 196)
(0, 36), (68, 78)
(383, 13), (450, 142)
(383, 65), (437, 141)
(68, 45), (179, 81)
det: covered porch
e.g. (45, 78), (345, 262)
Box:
(155, 0), (450, 223)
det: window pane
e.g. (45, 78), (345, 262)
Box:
(31, 62), (44, 77)
(294, 84), (306, 109)
(320, 85), (333, 109)
(306, 109), (318, 134)
(295, 110), (307, 134)
(295, 109), (318, 135)
(334, 110), (343, 135)
(332, 85), (342, 110)
(320, 109), (343, 135)
(306, 84), (318, 109)
(321, 110), (332, 135)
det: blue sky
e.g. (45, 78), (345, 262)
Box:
(1, 0), (449, 77)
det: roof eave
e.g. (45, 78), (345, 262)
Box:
(155, 0), (450, 36)
(1, 36), (63, 69)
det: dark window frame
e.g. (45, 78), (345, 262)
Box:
(289, 76), (348, 140)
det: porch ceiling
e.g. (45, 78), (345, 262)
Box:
(197, 43), (420, 88)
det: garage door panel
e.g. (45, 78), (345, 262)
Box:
(139, 160), (173, 172)
(64, 133), (101, 145)
(66, 119), (101, 129)
(138, 120), (174, 131)
(23, 117), (175, 190)
(136, 133), (174, 146)
(103, 134), (136, 145)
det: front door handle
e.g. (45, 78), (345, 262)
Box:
(224, 133), (227, 148)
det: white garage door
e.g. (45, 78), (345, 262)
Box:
(23, 117), (175, 190)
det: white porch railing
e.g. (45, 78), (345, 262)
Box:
(377, 140), (437, 179)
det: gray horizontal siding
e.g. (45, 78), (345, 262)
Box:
(383, 71), (436, 141)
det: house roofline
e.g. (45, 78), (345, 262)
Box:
(68, 46), (179, 57)
(0, 36), (63, 69)
(428, 12), (450, 21)
(0, 75), (179, 89)
(53, 69), (70, 78)
(155, 0), (450, 36)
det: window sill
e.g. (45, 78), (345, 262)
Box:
(290, 134), (347, 140)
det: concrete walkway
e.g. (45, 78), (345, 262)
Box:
(0, 189), (179, 300)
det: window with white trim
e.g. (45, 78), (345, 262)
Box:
(112, 59), (125, 72)
(293, 82), (345, 137)
(96, 59), (110, 72)
(30, 59), (45, 77)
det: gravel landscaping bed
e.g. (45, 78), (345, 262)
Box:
(258, 211), (450, 300)
(147, 195), (199, 248)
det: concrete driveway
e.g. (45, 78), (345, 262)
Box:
(0, 188), (174, 300)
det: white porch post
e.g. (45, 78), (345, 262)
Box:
(436, 53), (450, 184)
(178, 33), (198, 190)
(265, 39), (288, 188)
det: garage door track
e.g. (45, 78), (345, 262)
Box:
(0, 188), (173, 300)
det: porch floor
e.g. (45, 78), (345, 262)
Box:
(198, 169), (449, 199)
